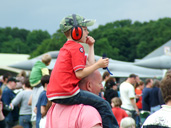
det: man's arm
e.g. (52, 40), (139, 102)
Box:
(11, 92), (22, 106)
(41, 101), (52, 118)
(130, 98), (139, 115)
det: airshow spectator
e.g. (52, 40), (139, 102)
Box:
(29, 54), (51, 128)
(142, 72), (171, 127)
(46, 70), (117, 128)
(34, 75), (51, 128)
(142, 78), (153, 111)
(120, 117), (136, 128)
(119, 74), (139, 127)
(104, 77), (118, 105)
(0, 89), (6, 128)
(1, 77), (19, 128)
(135, 81), (144, 110)
(10, 78), (32, 128)
(1, 72), (11, 92)
(149, 79), (161, 114)
(102, 71), (110, 89)
(111, 97), (128, 126)
(15, 70), (27, 89)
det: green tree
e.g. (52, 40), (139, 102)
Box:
(0, 38), (27, 53)
(26, 30), (51, 53)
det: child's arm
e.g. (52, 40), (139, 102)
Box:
(75, 58), (109, 79)
(86, 36), (95, 66)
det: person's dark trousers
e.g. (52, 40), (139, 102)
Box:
(122, 108), (140, 128)
(19, 115), (32, 128)
(6, 120), (18, 128)
(52, 89), (119, 128)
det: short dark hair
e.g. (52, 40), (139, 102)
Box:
(129, 74), (136, 78)
(41, 75), (50, 87)
(145, 79), (152, 85)
(7, 77), (18, 83)
(3, 72), (12, 81)
(24, 78), (31, 88)
(152, 79), (160, 88)
(105, 77), (117, 90)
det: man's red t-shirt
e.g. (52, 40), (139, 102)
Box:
(47, 40), (86, 100)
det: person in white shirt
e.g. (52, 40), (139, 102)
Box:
(119, 74), (139, 123)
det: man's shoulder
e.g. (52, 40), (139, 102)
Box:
(3, 87), (11, 93)
(54, 104), (99, 115)
(81, 104), (99, 111)
(143, 87), (152, 92)
(39, 90), (47, 98)
(120, 82), (133, 88)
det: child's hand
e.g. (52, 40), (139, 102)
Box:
(97, 58), (109, 68)
(86, 36), (95, 45)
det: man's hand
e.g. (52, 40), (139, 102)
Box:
(135, 108), (140, 116)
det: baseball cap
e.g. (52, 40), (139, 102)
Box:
(7, 77), (18, 83)
(60, 14), (96, 32)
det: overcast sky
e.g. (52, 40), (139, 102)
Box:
(0, 0), (171, 35)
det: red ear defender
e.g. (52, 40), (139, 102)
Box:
(71, 26), (83, 41)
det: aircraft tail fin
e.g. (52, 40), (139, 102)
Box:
(142, 40), (171, 60)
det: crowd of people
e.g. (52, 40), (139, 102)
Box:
(0, 62), (170, 128)
(0, 13), (171, 128)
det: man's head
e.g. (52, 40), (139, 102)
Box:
(7, 77), (18, 90)
(23, 78), (31, 89)
(135, 75), (140, 84)
(79, 70), (103, 95)
(127, 74), (137, 85)
(3, 72), (11, 83)
(145, 78), (153, 88)
(60, 14), (95, 42)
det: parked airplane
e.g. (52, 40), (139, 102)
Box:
(135, 40), (171, 69)
(9, 38), (171, 79)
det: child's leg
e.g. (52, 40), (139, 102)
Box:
(52, 90), (119, 128)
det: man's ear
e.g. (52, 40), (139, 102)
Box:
(86, 81), (92, 92)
